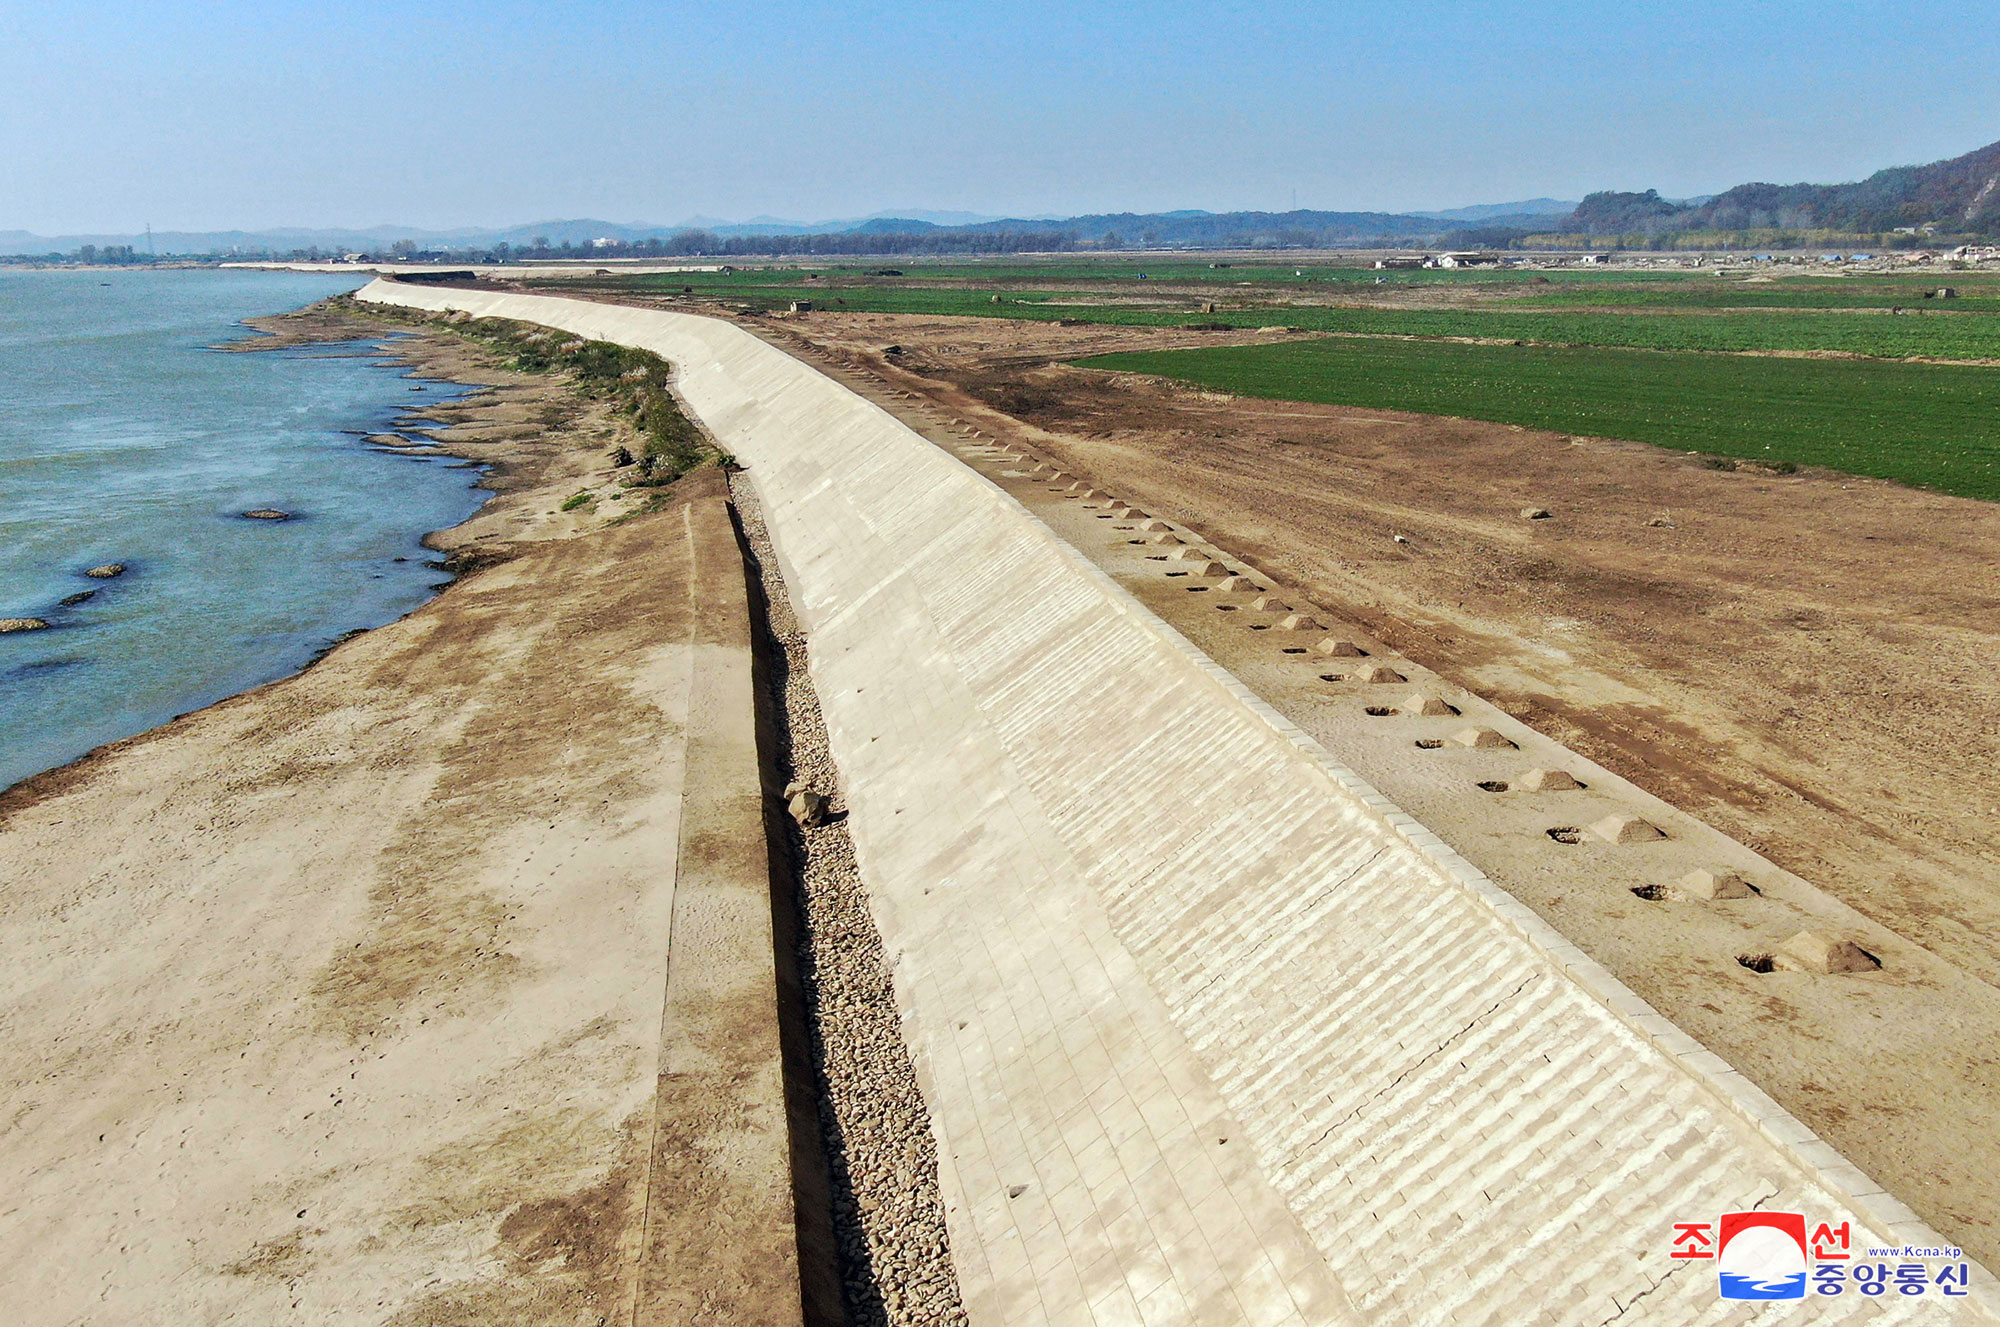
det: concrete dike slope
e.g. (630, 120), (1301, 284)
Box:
(360, 281), (2000, 1325)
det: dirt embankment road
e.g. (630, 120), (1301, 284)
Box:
(0, 313), (795, 1325)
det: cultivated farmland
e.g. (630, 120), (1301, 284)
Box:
(1075, 335), (2000, 499)
(561, 262), (2000, 358)
(557, 256), (2000, 498)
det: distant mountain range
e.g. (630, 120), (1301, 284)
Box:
(1569, 138), (2000, 237)
(0, 201), (1576, 258)
(1408, 199), (1580, 222)
(0, 210), (1074, 256)
(8, 138), (1998, 258)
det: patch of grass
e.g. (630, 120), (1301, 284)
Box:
(606, 491), (675, 525)
(1074, 336), (2000, 501)
(353, 300), (722, 484)
(450, 318), (715, 480)
(560, 490), (595, 512)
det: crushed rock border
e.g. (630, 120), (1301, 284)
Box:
(731, 471), (969, 1327)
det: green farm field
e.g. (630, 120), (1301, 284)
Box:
(557, 261), (2000, 498)
(566, 266), (2000, 358)
(560, 259), (1695, 289)
(1074, 336), (2000, 500)
(1521, 284), (2000, 312)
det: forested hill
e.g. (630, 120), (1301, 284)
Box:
(1568, 138), (2000, 237)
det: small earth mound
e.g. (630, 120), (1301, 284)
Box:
(241, 509), (293, 521)
(0, 617), (51, 633)
(85, 563), (127, 579)
(1779, 930), (1881, 975)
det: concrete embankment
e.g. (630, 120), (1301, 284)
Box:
(0, 472), (800, 1325)
(361, 282), (2000, 1325)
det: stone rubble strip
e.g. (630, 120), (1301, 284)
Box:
(732, 474), (970, 1327)
(361, 281), (2000, 1327)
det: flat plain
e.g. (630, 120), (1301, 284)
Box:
(559, 257), (2000, 498)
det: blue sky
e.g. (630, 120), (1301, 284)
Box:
(3, 0), (1996, 233)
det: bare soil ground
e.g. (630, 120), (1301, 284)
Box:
(0, 316), (793, 1324)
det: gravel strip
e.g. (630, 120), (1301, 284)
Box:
(731, 471), (969, 1327)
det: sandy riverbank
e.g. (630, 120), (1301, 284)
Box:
(0, 309), (799, 1324)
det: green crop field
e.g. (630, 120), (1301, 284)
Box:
(1073, 337), (2000, 501)
(555, 263), (2000, 496)
(563, 259), (1695, 294)
(757, 260), (1698, 288)
(566, 270), (2000, 359)
(1522, 281), (2000, 312)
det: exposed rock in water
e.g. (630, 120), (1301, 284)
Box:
(60, 591), (97, 607)
(241, 509), (292, 521)
(85, 563), (127, 579)
(0, 618), (51, 633)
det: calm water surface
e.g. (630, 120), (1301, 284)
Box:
(0, 269), (491, 790)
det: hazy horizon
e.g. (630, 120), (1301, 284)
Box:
(0, 199), (1592, 249)
(6, 0), (1997, 235)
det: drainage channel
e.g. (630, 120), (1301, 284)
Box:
(731, 470), (969, 1327)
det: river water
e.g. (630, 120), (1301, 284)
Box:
(0, 269), (491, 791)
